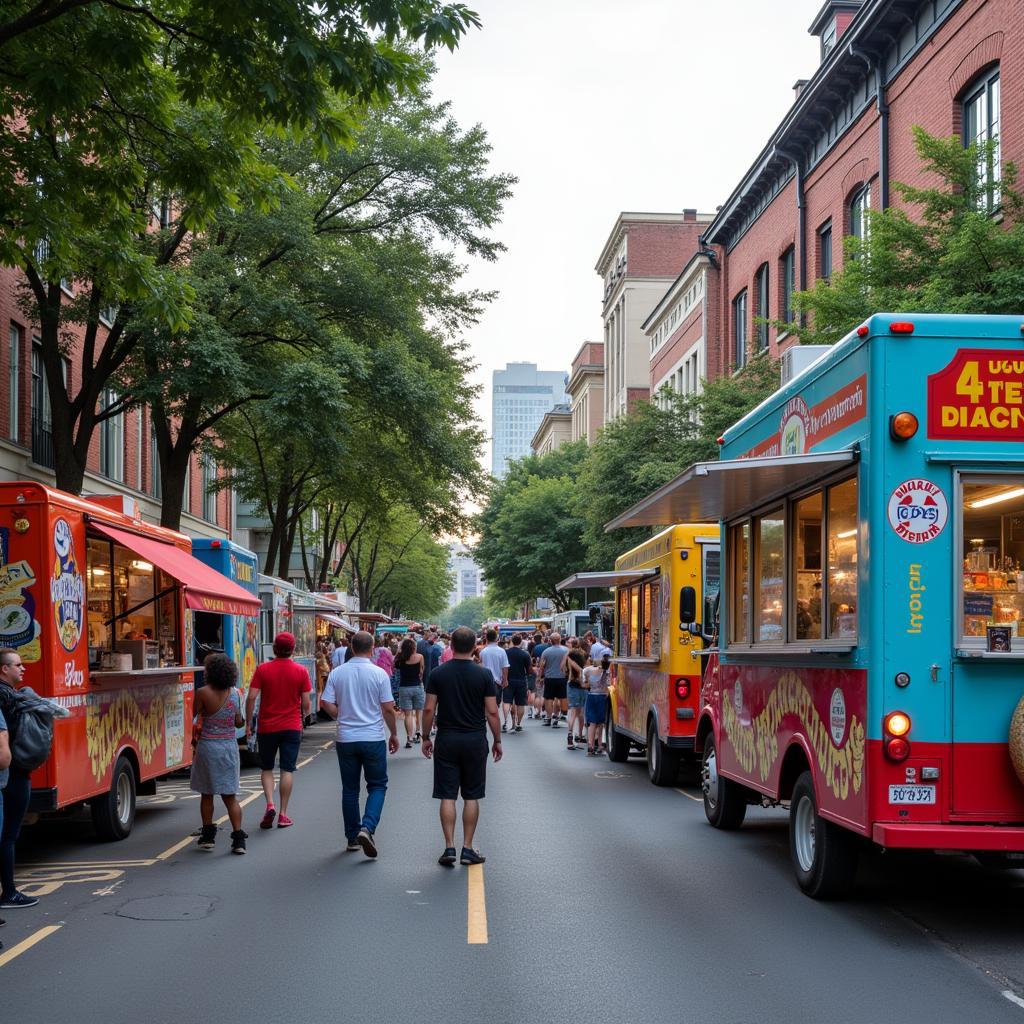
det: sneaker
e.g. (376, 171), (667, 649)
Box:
(276, 814), (293, 829)
(357, 827), (378, 859)
(460, 847), (486, 866)
(542, 719), (551, 727)
(438, 847), (457, 867)
(414, 732), (421, 742)
(0, 891), (40, 909)
(230, 829), (248, 855)
(551, 720), (558, 729)
(197, 824), (217, 851)
(567, 737), (575, 750)
(576, 735), (586, 744)
(346, 841), (360, 852)
(587, 747), (596, 756)
(405, 739), (413, 749)
(259, 806), (276, 830)
(514, 725), (523, 733)
(501, 723), (507, 732)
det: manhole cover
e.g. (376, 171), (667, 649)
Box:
(115, 894), (216, 921)
(594, 770), (628, 779)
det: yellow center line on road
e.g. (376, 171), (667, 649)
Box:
(675, 787), (703, 802)
(0, 926), (63, 969)
(467, 864), (488, 944)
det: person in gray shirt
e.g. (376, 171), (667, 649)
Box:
(538, 633), (569, 728)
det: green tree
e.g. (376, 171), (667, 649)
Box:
(475, 441), (590, 611)
(0, 2), (482, 494)
(483, 587), (520, 621)
(439, 595), (485, 632)
(779, 128), (1024, 343)
(577, 358), (780, 566)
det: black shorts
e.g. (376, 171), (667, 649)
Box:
(503, 681), (528, 705)
(433, 730), (489, 800)
(258, 729), (302, 772)
(544, 678), (567, 701)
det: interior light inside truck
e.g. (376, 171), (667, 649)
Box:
(969, 486), (1024, 509)
(889, 411), (918, 440)
(889, 321), (915, 334)
(675, 680), (691, 701)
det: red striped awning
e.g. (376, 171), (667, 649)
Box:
(89, 522), (261, 616)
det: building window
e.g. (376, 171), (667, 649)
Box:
(150, 419), (162, 499)
(201, 453), (218, 522)
(962, 67), (1000, 212)
(781, 248), (795, 324)
(849, 183), (871, 254)
(182, 459), (191, 514)
(732, 290), (748, 369)
(818, 222), (833, 281)
(755, 265), (769, 351)
(8, 324), (20, 443)
(99, 388), (124, 481)
(30, 341), (61, 469)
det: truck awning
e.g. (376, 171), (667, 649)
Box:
(604, 449), (859, 531)
(315, 612), (356, 632)
(89, 522), (262, 616)
(556, 569), (658, 591)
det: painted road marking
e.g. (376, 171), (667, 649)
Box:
(467, 864), (488, 944)
(1004, 990), (1024, 1010)
(675, 787), (702, 803)
(0, 926), (63, 969)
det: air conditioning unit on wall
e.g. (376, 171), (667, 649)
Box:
(780, 344), (831, 385)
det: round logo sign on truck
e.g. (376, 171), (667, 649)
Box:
(887, 479), (948, 544)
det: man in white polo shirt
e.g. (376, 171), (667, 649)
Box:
(321, 631), (399, 858)
(479, 628), (509, 730)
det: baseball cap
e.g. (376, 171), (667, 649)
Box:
(274, 631), (296, 653)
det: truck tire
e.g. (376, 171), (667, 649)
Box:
(90, 755), (137, 841)
(646, 719), (680, 786)
(701, 734), (747, 829)
(606, 711), (630, 763)
(789, 770), (859, 899)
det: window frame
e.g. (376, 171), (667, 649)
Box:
(849, 183), (871, 254)
(98, 388), (124, 482)
(755, 264), (770, 351)
(961, 66), (1001, 213)
(781, 247), (795, 324)
(732, 289), (748, 370)
(725, 470), (859, 653)
(818, 222), (833, 281)
(8, 324), (20, 443)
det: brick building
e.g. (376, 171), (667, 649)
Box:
(0, 264), (232, 540)
(566, 340), (605, 444)
(595, 210), (713, 423)
(700, 0), (1017, 375)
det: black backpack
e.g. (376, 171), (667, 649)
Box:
(0, 686), (55, 772)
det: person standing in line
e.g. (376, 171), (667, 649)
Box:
(538, 632), (569, 729)
(0, 650), (37, 909)
(0, 698), (10, 942)
(530, 632), (548, 721)
(321, 631), (399, 858)
(589, 632), (612, 664)
(191, 653), (248, 854)
(563, 638), (587, 750)
(583, 652), (612, 755)
(479, 628), (510, 730)
(331, 636), (348, 669)
(395, 637), (425, 748)
(426, 631), (443, 682)
(421, 626), (502, 866)
(246, 632), (311, 830)
(504, 634), (531, 733)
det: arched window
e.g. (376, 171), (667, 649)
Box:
(962, 66), (1000, 211)
(849, 183), (871, 258)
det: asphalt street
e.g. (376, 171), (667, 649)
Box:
(3, 718), (1024, 1024)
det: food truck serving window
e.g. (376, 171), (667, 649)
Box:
(727, 474), (858, 649)
(616, 577), (661, 657)
(959, 475), (1024, 652)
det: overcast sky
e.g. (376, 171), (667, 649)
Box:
(430, 0), (824, 467)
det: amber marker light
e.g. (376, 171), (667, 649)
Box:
(884, 711), (912, 762)
(889, 321), (915, 334)
(885, 711), (911, 737)
(889, 411), (919, 440)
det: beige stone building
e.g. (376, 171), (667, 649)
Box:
(530, 404), (572, 456)
(566, 341), (605, 444)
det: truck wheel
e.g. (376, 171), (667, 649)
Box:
(606, 712), (630, 763)
(646, 720), (680, 786)
(789, 770), (858, 899)
(90, 755), (136, 841)
(701, 734), (747, 829)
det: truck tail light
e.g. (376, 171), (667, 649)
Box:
(675, 680), (691, 701)
(889, 411), (918, 440)
(884, 711), (911, 761)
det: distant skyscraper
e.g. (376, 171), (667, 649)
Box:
(491, 362), (568, 478)
(447, 543), (485, 607)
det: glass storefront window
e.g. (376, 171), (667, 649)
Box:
(629, 586), (640, 655)
(827, 478), (858, 639)
(756, 511), (785, 642)
(961, 476), (1024, 650)
(648, 580), (661, 655)
(794, 492), (823, 640)
(730, 523), (751, 643)
(617, 588), (629, 655)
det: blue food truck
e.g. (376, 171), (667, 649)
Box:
(190, 539), (260, 716)
(608, 313), (1024, 897)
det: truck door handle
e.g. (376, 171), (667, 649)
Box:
(930, 664), (940, 682)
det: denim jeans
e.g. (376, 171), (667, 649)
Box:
(335, 741), (388, 841)
(1, 770), (31, 897)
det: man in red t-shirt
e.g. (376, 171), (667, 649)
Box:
(245, 632), (312, 829)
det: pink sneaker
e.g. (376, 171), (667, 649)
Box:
(277, 814), (294, 829)
(259, 807), (276, 830)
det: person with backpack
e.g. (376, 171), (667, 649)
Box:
(0, 649), (38, 908)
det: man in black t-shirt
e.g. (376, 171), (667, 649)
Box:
(422, 626), (502, 867)
(504, 634), (531, 732)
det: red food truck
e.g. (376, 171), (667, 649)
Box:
(0, 483), (260, 839)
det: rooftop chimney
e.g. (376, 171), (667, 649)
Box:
(683, 208), (697, 221)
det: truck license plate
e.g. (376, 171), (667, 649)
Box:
(888, 784), (936, 804)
